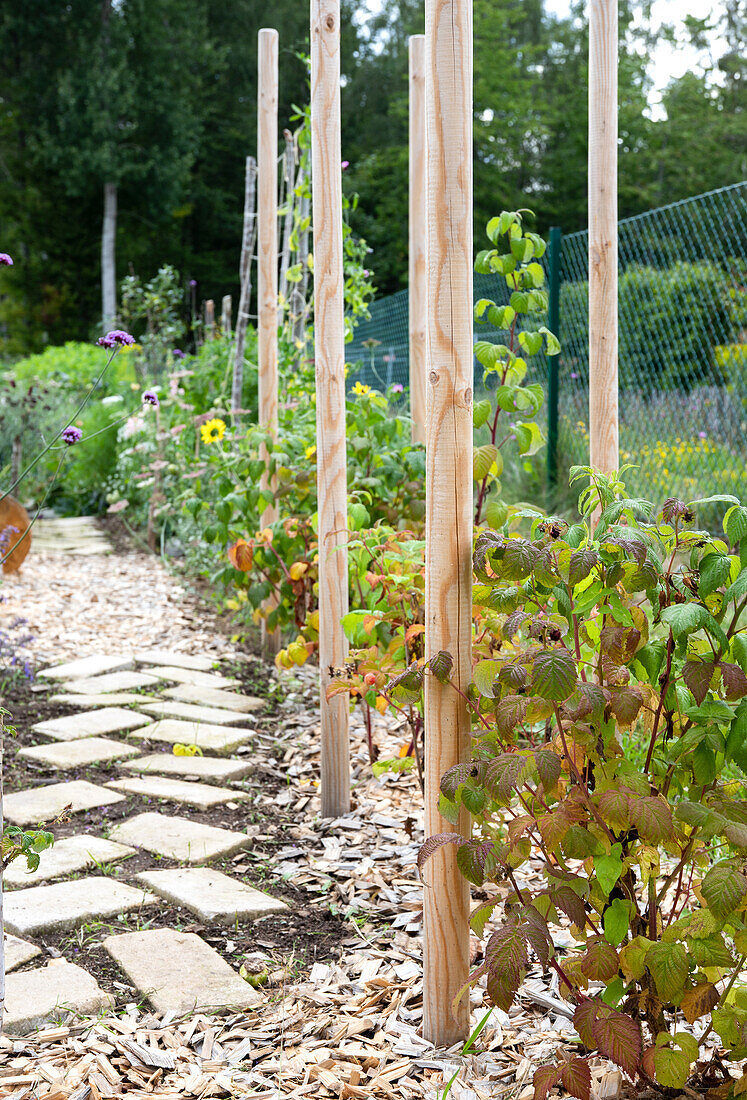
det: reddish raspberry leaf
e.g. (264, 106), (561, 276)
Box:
(629, 795), (674, 843)
(580, 938), (619, 982)
(596, 789), (631, 830)
(607, 686), (644, 727)
(573, 1000), (597, 1048)
(722, 662), (747, 701)
(591, 1005), (643, 1077)
(560, 1057), (592, 1100)
(533, 1064), (562, 1100)
(683, 660), (716, 705)
(417, 833), (464, 876)
(531, 647), (578, 702)
(552, 885), (587, 930)
(534, 749), (562, 792)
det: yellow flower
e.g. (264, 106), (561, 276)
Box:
(352, 381), (370, 396)
(305, 444), (317, 460)
(200, 417), (226, 444)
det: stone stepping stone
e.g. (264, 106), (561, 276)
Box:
(121, 752), (251, 782)
(38, 655), (134, 681)
(109, 812), (250, 863)
(138, 867), (288, 923)
(59, 671), (163, 695)
(106, 776), (250, 809)
(5, 934), (42, 972)
(5, 961), (114, 1035)
(4, 834), (135, 888)
(163, 684), (263, 713)
(18, 736), (142, 770)
(4, 877), (153, 937)
(33, 707), (152, 742)
(49, 692), (160, 708)
(134, 649), (216, 672)
(4, 780), (126, 826)
(128, 719), (254, 755)
(147, 665), (240, 689)
(103, 929), (261, 1014)
(137, 701), (254, 726)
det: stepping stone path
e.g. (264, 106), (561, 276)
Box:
(33, 706), (151, 741)
(18, 735), (141, 769)
(110, 811), (251, 863)
(4, 646), (288, 1033)
(3, 779), (126, 825)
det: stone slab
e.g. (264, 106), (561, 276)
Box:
(134, 649), (216, 672)
(4, 834), (135, 888)
(121, 752), (252, 782)
(106, 776), (249, 809)
(61, 671), (162, 695)
(5, 934), (42, 972)
(128, 719), (254, 756)
(103, 929), (261, 1014)
(136, 701), (254, 726)
(33, 708), (152, 742)
(49, 692), (160, 707)
(163, 684), (263, 712)
(144, 666), (239, 689)
(109, 812), (251, 864)
(38, 656), (134, 681)
(4, 961), (115, 1035)
(4, 780), (126, 826)
(18, 736), (142, 770)
(137, 867), (288, 923)
(4, 877), (153, 937)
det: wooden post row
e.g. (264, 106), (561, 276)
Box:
(588, 0), (619, 474)
(408, 35), (427, 446)
(423, 0), (472, 1046)
(258, 28), (281, 657)
(311, 0), (350, 818)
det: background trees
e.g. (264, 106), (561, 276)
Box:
(0, 0), (743, 352)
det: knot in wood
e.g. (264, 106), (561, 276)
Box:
(325, 14), (336, 31)
(464, 387), (472, 407)
(429, 370), (439, 385)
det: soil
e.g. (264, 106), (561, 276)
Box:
(1, 657), (351, 999)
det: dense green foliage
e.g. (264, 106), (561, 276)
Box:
(0, 0), (744, 351)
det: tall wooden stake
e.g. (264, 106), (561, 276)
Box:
(258, 27), (281, 657)
(423, 0), (472, 1047)
(311, 0), (350, 818)
(279, 130), (297, 317)
(589, 0), (618, 474)
(233, 155), (258, 414)
(205, 298), (215, 338)
(221, 294), (232, 336)
(409, 34), (427, 446)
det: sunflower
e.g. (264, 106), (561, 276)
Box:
(200, 417), (226, 444)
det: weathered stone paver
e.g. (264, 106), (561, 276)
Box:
(5, 934), (42, 972)
(121, 752), (252, 782)
(61, 670), (162, 695)
(4, 780), (126, 826)
(109, 812), (251, 863)
(4, 878), (154, 937)
(4, 834), (135, 888)
(38, 655), (134, 680)
(163, 684), (263, 712)
(134, 650), (215, 672)
(49, 692), (160, 707)
(138, 867), (288, 922)
(106, 776), (250, 809)
(137, 701), (255, 726)
(103, 929), (261, 1013)
(144, 665), (239, 689)
(5, 961), (115, 1035)
(33, 707), (152, 741)
(18, 736), (142, 770)
(128, 718), (254, 755)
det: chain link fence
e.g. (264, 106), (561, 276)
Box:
(347, 180), (747, 507)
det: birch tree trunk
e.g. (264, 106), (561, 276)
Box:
(233, 156), (258, 414)
(101, 181), (117, 331)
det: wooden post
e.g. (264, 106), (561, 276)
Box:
(311, 0), (350, 818)
(589, 0), (618, 474)
(233, 155), (258, 414)
(291, 179), (310, 350)
(423, 0), (472, 1047)
(205, 299), (215, 339)
(258, 27), (281, 657)
(221, 294), (232, 336)
(279, 130), (297, 318)
(409, 35), (427, 446)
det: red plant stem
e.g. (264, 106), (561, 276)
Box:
(643, 632), (674, 774)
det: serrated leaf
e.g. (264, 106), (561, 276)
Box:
(722, 662), (747, 701)
(597, 789), (631, 830)
(591, 1005), (643, 1077)
(646, 941), (688, 1002)
(474, 443), (501, 481)
(619, 936), (652, 982)
(417, 832), (464, 876)
(701, 861), (747, 919)
(531, 647), (577, 702)
(608, 686), (644, 728)
(428, 650), (454, 684)
(486, 753), (527, 802)
(683, 660), (717, 705)
(533, 1065), (562, 1100)
(573, 1000), (597, 1048)
(567, 548), (599, 588)
(660, 603), (728, 652)
(503, 539), (539, 580)
(474, 659), (502, 698)
(552, 885), (587, 929)
(470, 897), (500, 938)
(534, 749), (562, 792)
(654, 1047), (691, 1089)
(629, 796), (674, 844)
(473, 398), (492, 429)
(581, 938), (620, 982)
(680, 982), (719, 1024)
(699, 551), (734, 599)
(457, 839), (496, 886)
(688, 933), (734, 968)
(560, 1058), (592, 1100)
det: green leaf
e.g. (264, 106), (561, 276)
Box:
(514, 420), (544, 456)
(699, 552), (733, 599)
(725, 505), (747, 545)
(701, 861), (747, 919)
(485, 498), (508, 529)
(473, 398), (492, 429)
(603, 898), (631, 947)
(474, 443), (502, 481)
(473, 659), (502, 698)
(530, 647), (577, 702)
(539, 326), (561, 356)
(654, 1047), (691, 1089)
(660, 603), (728, 651)
(594, 846), (623, 897)
(518, 330), (543, 357)
(646, 941), (688, 1002)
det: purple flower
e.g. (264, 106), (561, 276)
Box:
(189, 279), (197, 288)
(363, 269), (370, 277)
(143, 389), (160, 408)
(341, 160), (350, 170)
(391, 383), (404, 393)
(97, 329), (135, 349)
(0, 253), (13, 266)
(571, 372), (579, 380)
(698, 431), (707, 439)
(173, 348), (186, 359)
(61, 426), (83, 446)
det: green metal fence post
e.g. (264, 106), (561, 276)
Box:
(547, 226), (562, 499)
